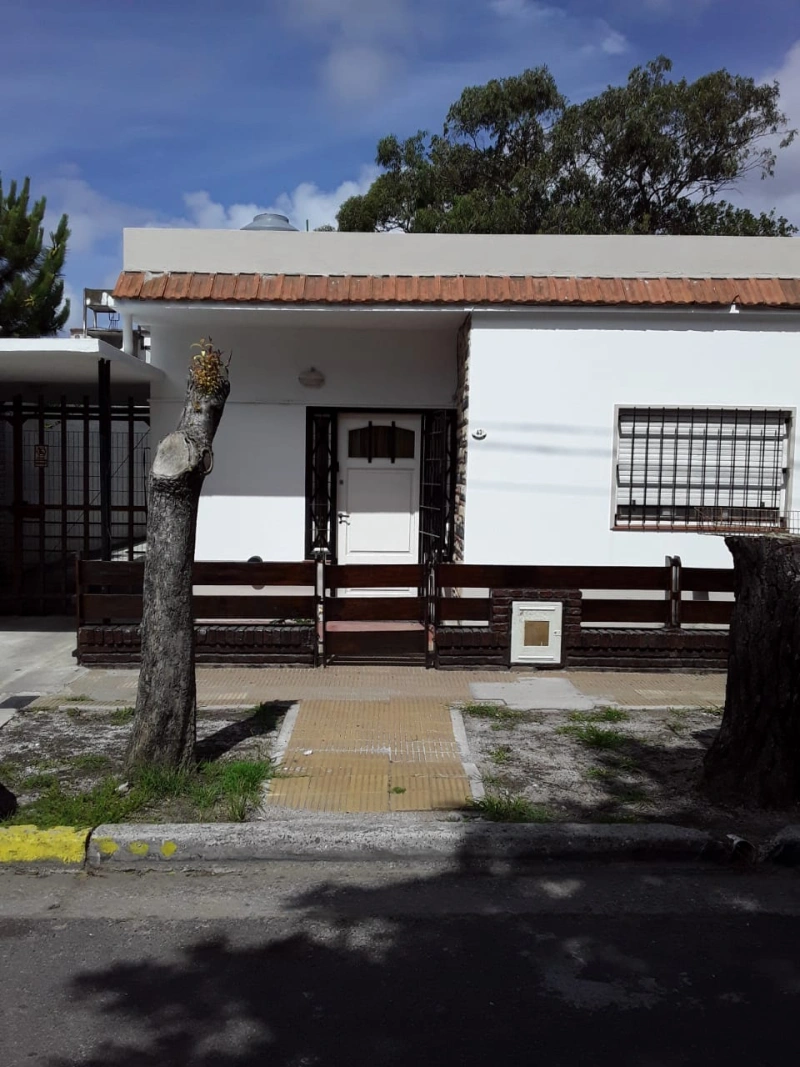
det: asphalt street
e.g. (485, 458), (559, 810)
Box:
(2, 861), (800, 1066)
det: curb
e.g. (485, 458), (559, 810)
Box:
(86, 819), (723, 868)
(0, 825), (90, 865)
(7, 820), (800, 869)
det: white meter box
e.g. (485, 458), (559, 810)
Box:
(510, 601), (563, 666)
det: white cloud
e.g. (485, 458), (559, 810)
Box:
(38, 164), (378, 332)
(283, 0), (415, 104)
(45, 176), (159, 255)
(601, 29), (629, 56)
(737, 40), (800, 227)
(267, 166), (380, 230)
(490, 0), (565, 21)
(183, 165), (379, 232)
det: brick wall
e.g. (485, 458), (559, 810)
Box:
(77, 624), (316, 667)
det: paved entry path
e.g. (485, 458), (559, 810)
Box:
(263, 698), (474, 813)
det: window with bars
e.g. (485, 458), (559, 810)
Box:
(614, 407), (794, 531)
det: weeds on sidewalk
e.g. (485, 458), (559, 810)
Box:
(473, 790), (552, 823)
(488, 745), (513, 765)
(558, 722), (627, 749)
(108, 707), (135, 725)
(2, 759), (274, 828)
(461, 703), (523, 730)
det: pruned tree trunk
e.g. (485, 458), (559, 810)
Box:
(702, 535), (800, 808)
(126, 340), (230, 772)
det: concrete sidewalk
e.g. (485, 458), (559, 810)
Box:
(2, 655), (726, 816)
(30, 665), (726, 710)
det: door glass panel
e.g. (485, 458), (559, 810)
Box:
(348, 424), (415, 460)
(524, 620), (550, 647)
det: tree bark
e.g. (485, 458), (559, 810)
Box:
(702, 535), (800, 808)
(126, 341), (230, 772)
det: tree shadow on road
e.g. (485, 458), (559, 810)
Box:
(40, 846), (800, 1067)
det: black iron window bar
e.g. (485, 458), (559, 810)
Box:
(616, 406), (792, 531)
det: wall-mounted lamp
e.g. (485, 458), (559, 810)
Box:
(298, 366), (325, 388)
(472, 428), (487, 440)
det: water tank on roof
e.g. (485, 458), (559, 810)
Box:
(241, 212), (298, 231)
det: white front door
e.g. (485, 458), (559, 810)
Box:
(337, 415), (421, 580)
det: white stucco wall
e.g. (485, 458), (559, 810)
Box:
(148, 320), (457, 560)
(463, 310), (800, 568)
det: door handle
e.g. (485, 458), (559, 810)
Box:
(337, 512), (350, 524)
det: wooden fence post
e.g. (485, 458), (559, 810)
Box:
(666, 555), (682, 628)
(314, 550), (328, 667)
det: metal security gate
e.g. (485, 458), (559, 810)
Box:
(0, 395), (149, 614)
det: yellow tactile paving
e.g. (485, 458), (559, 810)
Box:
(264, 698), (473, 813)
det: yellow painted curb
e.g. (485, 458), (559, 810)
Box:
(0, 825), (90, 864)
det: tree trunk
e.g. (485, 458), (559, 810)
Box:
(702, 535), (800, 808)
(126, 341), (230, 772)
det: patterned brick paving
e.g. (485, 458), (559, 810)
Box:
(264, 699), (472, 813)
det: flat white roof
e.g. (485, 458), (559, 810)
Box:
(0, 338), (163, 384)
(124, 229), (800, 280)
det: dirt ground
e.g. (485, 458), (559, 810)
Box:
(461, 702), (800, 843)
(0, 698), (289, 823)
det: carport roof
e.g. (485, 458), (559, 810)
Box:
(0, 338), (162, 384)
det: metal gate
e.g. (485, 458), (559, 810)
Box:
(0, 395), (149, 614)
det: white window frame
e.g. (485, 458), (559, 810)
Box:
(610, 405), (795, 532)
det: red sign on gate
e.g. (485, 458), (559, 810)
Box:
(33, 444), (48, 468)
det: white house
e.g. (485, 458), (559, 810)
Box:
(111, 221), (800, 574)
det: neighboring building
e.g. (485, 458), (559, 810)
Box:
(112, 223), (800, 573)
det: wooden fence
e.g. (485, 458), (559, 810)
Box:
(76, 557), (735, 667)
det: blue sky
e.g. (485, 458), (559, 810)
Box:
(4, 0), (800, 326)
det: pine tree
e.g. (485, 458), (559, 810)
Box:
(0, 176), (70, 336)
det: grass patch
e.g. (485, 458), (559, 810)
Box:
(488, 745), (513, 766)
(558, 723), (627, 750)
(2, 759), (274, 828)
(390, 786), (406, 795)
(569, 707), (629, 724)
(0, 760), (24, 789)
(108, 706), (135, 725)
(461, 703), (523, 730)
(69, 754), (113, 773)
(473, 791), (552, 823)
(20, 772), (59, 790)
(584, 766), (617, 782)
(5, 777), (140, 828)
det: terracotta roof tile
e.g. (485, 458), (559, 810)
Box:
(417, 276), (441, 302)
(257, 275), (284, 301)
(440, 275), (464, 302)
(234, 274), (260, 301)
(113, 272), (144, 298)
(485, 276), (509, 303)
(162, 274), (189, 299)
(186, 274), (213, 300)
(301, 275), (329, 302)
(210, 274), (236, 301)
(140, 273), (168, 300)
(326, 276), (351, 302)
(280, 275), (305, 302)
(111, 270), (800, 309)
(395, 277), (419, 302)
(462, 276), (488, 302)
(349, 276), (374, 303)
